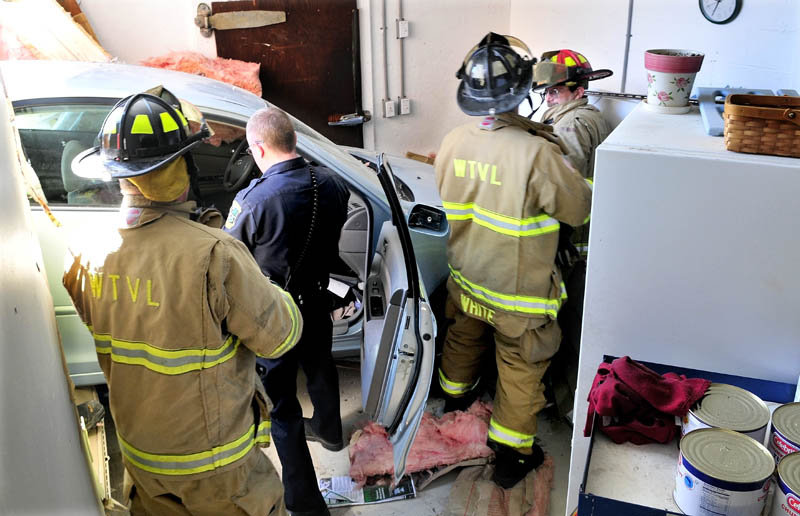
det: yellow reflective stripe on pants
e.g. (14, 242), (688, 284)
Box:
(449, 266), (564, 317)
(118, 419), (270, 476)
(262, 290), (302, 359)
(488, 417), (534, 449)
(560, 281), (568, 301)
(442, 201), (559, 238)
(89, 325), (240, 375)
(438, 368), (477, 396)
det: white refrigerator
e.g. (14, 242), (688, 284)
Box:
(566, 101), (800, 514)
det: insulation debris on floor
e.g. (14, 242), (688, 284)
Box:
(0, 0), (109, 61)
(140, 51), (263, 96)
(349, 401), (495, 484)
(445, 456), (555, 516)
(348, 399), (555, 515)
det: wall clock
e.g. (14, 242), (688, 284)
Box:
(699, 0), (742, 24)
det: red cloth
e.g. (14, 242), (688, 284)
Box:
(583, 356), (710, 444)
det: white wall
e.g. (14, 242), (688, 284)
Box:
(511, 0), (800, 96)
(360, 0), (511, 154)
(80, 0), (217, 63)
(511, 0), (628, 93)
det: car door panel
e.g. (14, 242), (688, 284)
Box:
(361, 156), (435, 482)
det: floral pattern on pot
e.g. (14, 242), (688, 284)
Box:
(670, 76), (691, 92)
(656, 91), (674, 105)
(645, 69), (697, 108)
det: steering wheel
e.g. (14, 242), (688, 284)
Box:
(223, 139), (257, 192)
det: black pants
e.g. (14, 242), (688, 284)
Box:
(257, 291), (342, 513)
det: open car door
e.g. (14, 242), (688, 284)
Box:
(361, 154), (435, 482)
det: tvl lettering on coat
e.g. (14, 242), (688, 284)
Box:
(88, 272), (160, 307)
(461, 293), (494, 324)
(453, 159), (502, 186)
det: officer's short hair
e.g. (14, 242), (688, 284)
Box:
(247, 107), (296, 154)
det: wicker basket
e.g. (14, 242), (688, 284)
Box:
(723, 94), (800, 158)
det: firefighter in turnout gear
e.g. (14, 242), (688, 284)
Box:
(65, 89), (301, 515)
(435, 33), (592, 489)
(534, 50), (613, 420)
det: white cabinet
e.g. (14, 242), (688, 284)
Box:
(566, 102), (800, 514)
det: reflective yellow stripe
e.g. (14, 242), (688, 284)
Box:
(438, 368), (477, 396)
(256, 419), (271, 445)
(449, 266), (564, 317)
(442, 201), (559, 238)
(160, 112), (179, 133)
(175, 109), (188, 129)
(560, 281), (568, 301)
(488, 417), (534, 449)
(88, 325), (240, 375)
(261, 291), (302, 359)
(118, 419), (268, 476)
(130, 114), (154, 135)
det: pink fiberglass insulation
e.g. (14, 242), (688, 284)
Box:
(526, 455), (554, 516)
(140, 51), (262, 97)
(349, 401), (494, 484)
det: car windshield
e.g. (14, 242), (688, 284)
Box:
(289, 114), (386, 202)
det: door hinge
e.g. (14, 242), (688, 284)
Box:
(195, 3), (286, 38)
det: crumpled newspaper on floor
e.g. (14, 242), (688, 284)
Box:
(445, 455), (555, 516)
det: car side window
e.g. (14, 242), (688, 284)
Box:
(15, 103), (122, 207)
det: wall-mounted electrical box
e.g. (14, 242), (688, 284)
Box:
(397, 20), (409, 38)
(384, 99), (396, 118)
(400, 97), (411, 115)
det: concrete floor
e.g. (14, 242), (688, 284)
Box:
(263, 363), (574, 516)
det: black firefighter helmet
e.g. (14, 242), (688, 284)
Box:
(72, 87), (210, 180)
(455, 32), (536, 116)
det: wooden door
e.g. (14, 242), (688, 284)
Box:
(213, 0), (363, 147)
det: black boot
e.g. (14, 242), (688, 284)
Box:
(443, 393), (477, 413)
(492, 443), (545, 489)
(303, 418), (344, 452)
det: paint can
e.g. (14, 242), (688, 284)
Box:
(682, 383), (771, 443)
(770, 403), (800, 462)
(674, 428), (774, 516)
(771, 452), (800, 516)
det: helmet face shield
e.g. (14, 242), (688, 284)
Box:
(73, 87), (211, 180)
(533, 61), (570, 91)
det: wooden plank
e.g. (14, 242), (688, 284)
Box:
(0, 0), (109, 61)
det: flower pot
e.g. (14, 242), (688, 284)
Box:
(644, 49), (704, 109)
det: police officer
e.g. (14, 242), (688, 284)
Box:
(435, 33), (592, 488)
(65, 89), (301, 515)
(225, 107), (349, 516)
(534, 50), (613, 420)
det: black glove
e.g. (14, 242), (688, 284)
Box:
(556, 224), (579, 270)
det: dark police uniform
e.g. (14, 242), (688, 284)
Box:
(225, 156), (349, 515)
